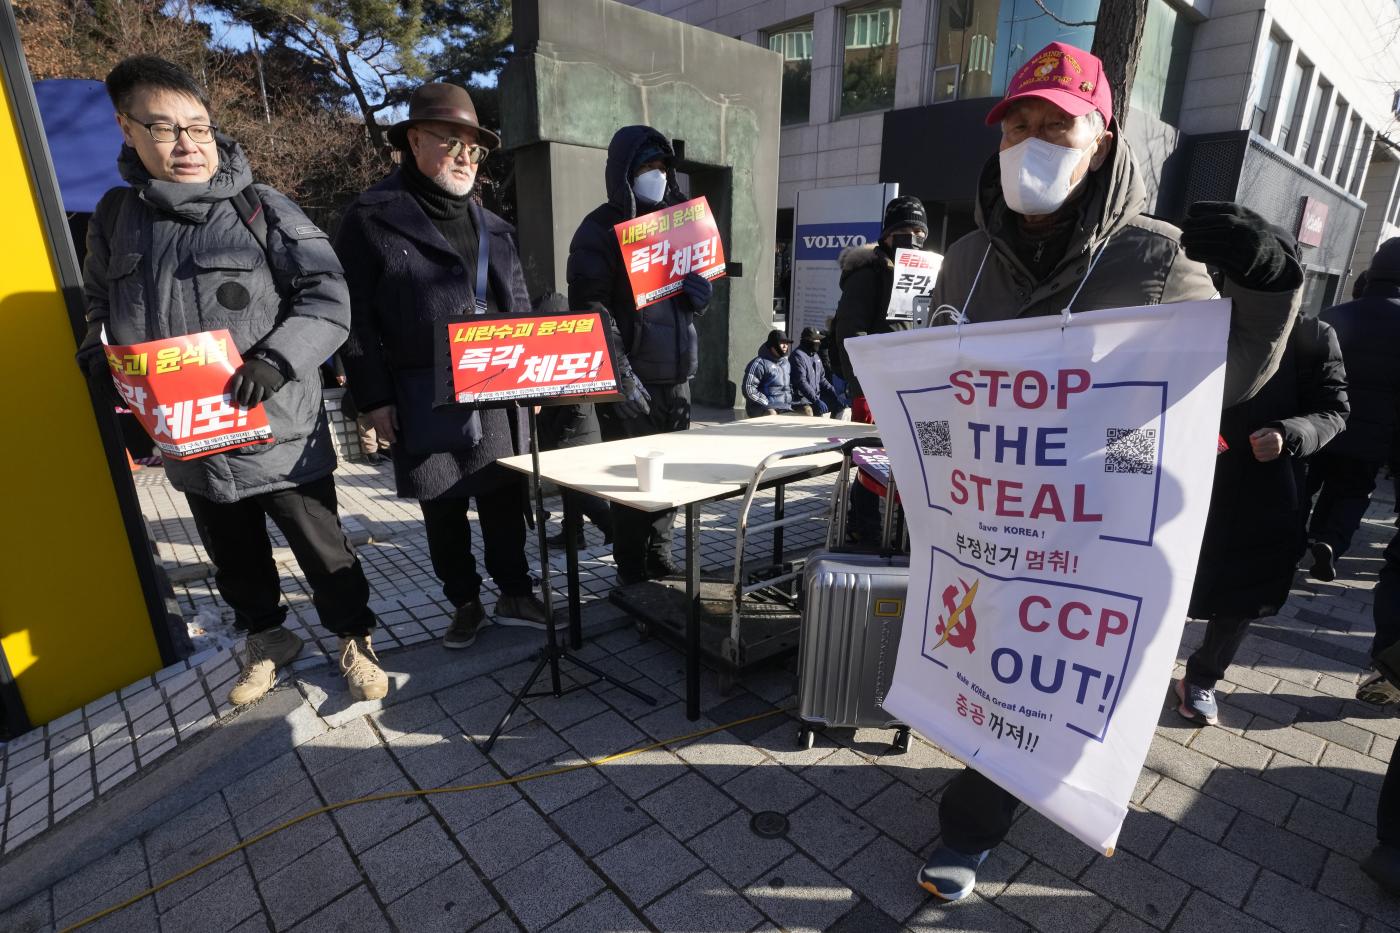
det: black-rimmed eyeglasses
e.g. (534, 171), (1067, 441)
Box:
(122, 113), (218, 144)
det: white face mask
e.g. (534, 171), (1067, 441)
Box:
(999, 136), (1096, 216)
(632, 169), (667, 206)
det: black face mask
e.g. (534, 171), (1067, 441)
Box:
(800, 340), (819, 353)
(890, 232), (926, 251)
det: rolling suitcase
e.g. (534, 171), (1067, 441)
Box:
(796, 437), (911, 753)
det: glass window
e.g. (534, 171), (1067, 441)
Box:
(840, 2), (901, 116)
(1302, 80), (1332, 164)
(768, 23), (814, 125)
(1247, 33), (1283, 135)
(1337, 115), (1362, 184)
(1275, 57), (1310, 153)
(933, 0), (1098, 104)
(1129, 0), (1194, 126)
(1322, 97), (1348, 177)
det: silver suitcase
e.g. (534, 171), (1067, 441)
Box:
(796, 438), (911, 753)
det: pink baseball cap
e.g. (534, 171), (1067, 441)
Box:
(984, 41), (1113, 127)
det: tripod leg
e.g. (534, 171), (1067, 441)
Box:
(564, 652), (658, 705)
(481, 651), (550, 754)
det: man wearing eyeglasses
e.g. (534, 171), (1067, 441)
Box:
(78, 57), (388, 705)
(336, 83), (550, 651)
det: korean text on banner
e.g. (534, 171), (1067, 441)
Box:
(887, 248), (944, 324)
(845, 302), (1229, 854)
(614, 196), (727, 310)
(448, 312), (619, 405)
(105, 329), (272, 461)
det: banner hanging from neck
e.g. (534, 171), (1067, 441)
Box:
(846, 300), (1228, 853)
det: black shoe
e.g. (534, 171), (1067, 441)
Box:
(546, 528), (586, 550)
(443, 599), (485, 649)
(1309, 541), (1337, 582)
(615, 567), (648, 586)
(1362, 844), (1400, 896)
(646, 554), (680, 579)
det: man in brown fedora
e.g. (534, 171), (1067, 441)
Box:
(336, 83), (549, 650)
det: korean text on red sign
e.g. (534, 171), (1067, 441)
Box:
(613, 196), (728, 310)
(447, 312), (619, 405)
(104, 329), (272, 460)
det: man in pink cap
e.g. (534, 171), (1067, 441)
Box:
(915, 42), (1304, 902)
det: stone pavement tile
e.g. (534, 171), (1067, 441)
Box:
(294, 716), (381, 775)
(360, 815), (463, 903)
(1100, 910), (1160, 933)
(230, 777), (322, 839)
(309, 745), (407, 803)
(51, 839), (148, 922)
(672, 730), (769, 775)
(600, 745), (689, 801)
(221, 749), (304, 814)
(1004, 810), (1097, 879)
(1264, 751), (1356, 807)
(1141, 777), (1237, 843)
(525, 687), (611, 733)
(157, 863), (261, 933)
(855, 781), (939, 855)
(370, 693), (447, 743)
(1244, 717), (1327, 764)
(386, 860), (497, 933)
(906, 893), (1031, 932)
(289, 884), (391, 932)
(1151, 827), (1257, 907)
(595, 823), (704, 906)
(1144, 735), (1218, 790)
(1243, 868), (1363, 933)
(721, 761), (817, 816)
(52, 871), (157, 933)
(688, 808), (796, 888)
(561, 709), (647, 761)
(332, 777), (432, 853)
(1187, 726), (1273, 770)
(426, 762), (523, 833)
(995, 862), (1114, 933)
(470, 911), (522, 932)
(832, 835), (922, 923)
(743, 851), (856, 932)
(258, 836), (361, 930)
(1079, 848), (1191, 930)
(0, 890), (51, 933)
(1222, 688), (1300, 726)
(748, 721), (840, 770)
(550, 781), (653, 856)
(1222, 811), (1327, 885)
(595, 677), (675, 722)
(246, 813), (338, 881)
(483, 720), (570, 777)
(799, 746), (894, 809)
(702, 693), (785, 744)
(782, 793), (877, 873)
(540, 890), (648, 933)
(1347, 782), (1381, 823)
(148, 818), (247, 913)
(458, 797), (560, 878)
(517, 755), (609, 812)
(1321, 742), (1391, 789)
(1286, 797), (1381, 857)
(644, 869), (763, 933)
(492, 841), (605, 931)
(1296, 715), (1380, 754)
(1117, 807), (1174, 861)
(432, 670), (509, 717)
(827, 899), (901, 933)
(1168, 890), (1279, 933)
(1200, 768), (1297, 825)
(1318, 851), (1400, 927)
(637, 771), (736, 840)
(449, 688), (538, 742)
(396, 731), (486, 789)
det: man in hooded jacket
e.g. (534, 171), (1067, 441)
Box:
(910, 42), (1303, 904)
(567, 126), (712, 585)
(78, 57), (386, 705)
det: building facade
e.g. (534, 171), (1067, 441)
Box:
(618, 0), (1400, 313)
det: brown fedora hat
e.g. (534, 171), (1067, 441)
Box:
(388, 83), (501, 151)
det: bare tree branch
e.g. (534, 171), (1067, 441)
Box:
(1031, 0), (1096, 29)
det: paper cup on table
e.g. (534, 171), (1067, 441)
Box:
(635, 449), (665, 492)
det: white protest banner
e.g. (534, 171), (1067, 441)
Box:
(845, 301), (1228, 853)
(887, 248), (944, 324)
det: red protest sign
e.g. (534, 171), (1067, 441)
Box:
(614, 196), (727, 309)
(104, 330), (273, 460)
(446, 312), (620, 405)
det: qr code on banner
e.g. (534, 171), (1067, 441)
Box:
(916, 420), (952, 457)
(1105, 427), (1158, 474)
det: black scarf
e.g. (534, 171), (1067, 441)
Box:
(402, 160), (492, 310)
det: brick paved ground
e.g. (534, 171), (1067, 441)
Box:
(1, 415), (1397, 932)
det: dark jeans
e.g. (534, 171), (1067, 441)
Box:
(562, 489), (613, 536)
(1185, 616), (1253, 690)
(420, 466), (532, 606)
(598, 382), (691, 577)
(1381, 739), (1399, 847)
(939, 768), (1021, 854)
(185, 475), (374, 637)
(1307, 453), (1382, 558)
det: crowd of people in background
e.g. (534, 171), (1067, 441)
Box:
(76, 43), (1399, 904)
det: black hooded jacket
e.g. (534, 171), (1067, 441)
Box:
(566, 126), (708, 386)
(1319, 273), (1400, 463)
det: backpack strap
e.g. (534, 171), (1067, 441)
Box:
(231, 184), (270, 253)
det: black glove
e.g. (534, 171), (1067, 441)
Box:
(613, 356), (651, 420)
(680, 271), (713, 311)
(75, 322), (111, 381)
(1181, 201), (1303, 293)
(229, 356), (288, 408)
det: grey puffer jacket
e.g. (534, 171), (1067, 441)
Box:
(925, 132), (1300, 407)
(84, 139), (349, 503)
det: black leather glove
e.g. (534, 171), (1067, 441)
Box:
(613, 356), (651, 420)
(1181, 201), (1303, 293)
(75, 322), (111, 381)
(229, 356), (288, 408)
(680, 271), (713, 311)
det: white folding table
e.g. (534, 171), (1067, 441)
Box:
(500, 415), (872, 719)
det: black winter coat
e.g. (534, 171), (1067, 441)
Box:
(1189, 316), (1348, 620)
(335, 170), (530, 501)
(566, 126), (708, 387)
(830, 243), (909, 398)
(1319, 282), (1400, 462)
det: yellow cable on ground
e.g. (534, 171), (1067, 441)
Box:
(58, 706), (790, 932)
